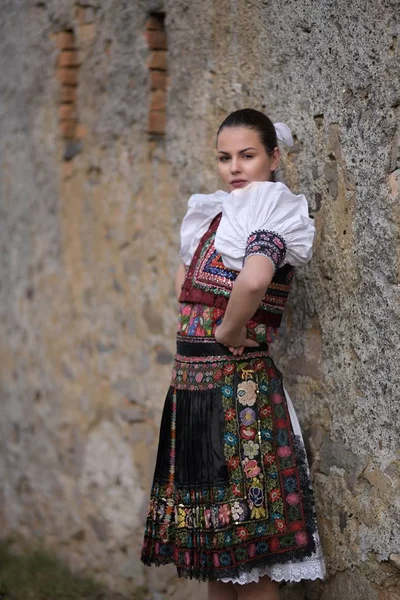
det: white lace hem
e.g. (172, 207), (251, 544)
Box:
(218, 529), (326, 584)
(218, 558), (326, 585)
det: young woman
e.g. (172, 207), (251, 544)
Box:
(141, 109), (326, 599)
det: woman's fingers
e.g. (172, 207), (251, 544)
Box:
(243, 338), (259, 347)
(229, 345), (246, 355)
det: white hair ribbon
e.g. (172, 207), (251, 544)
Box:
(273, 122), (294, 148)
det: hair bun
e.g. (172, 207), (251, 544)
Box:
(273, 122), (294, 148)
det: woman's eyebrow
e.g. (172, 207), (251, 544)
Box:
(217, 147), (257, 154)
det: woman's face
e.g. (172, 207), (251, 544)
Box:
(217, 126), (280, 192)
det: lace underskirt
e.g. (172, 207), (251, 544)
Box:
(219, 385), (326, 585)
(219, 532), (326, 584)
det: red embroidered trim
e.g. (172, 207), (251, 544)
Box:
(179, 215), (294, 327)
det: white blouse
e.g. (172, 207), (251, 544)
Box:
(180, 181), (315, 272)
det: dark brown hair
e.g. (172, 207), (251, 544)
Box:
(217, 108), (277, 155)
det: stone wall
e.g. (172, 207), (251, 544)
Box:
(0, 1), (399, 599)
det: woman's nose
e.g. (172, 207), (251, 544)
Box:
(230, 158), (241, 173)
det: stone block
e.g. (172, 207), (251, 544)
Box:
(321, 572), (378, 600)
(319, 435), (367, 490)
(389, 169), (399, 198)
(155, 345), (173, 364)
(116, 406), (145, 423)
(77, 23), (96, 43)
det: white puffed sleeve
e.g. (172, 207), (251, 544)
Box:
(215, 181), (315, 272)
(179, 191), (226, 265)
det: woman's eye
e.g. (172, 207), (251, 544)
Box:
(243, 154), (254, 159)
(218, 156), (229, 162)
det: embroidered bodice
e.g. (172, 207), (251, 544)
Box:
(178, 181), (315, 329)
(179, 214), (295, 327)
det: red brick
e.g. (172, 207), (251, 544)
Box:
(150, 71), (167, 90)
(145, 30), (167, 50)
(56, 68), (78, 86)
(75, 123), (88, 139)
(56, 31), (76, 50)
(150, 89), (166, 111)
(148, 50), (167, 71)
(58, 50), (80, 68)
(59, 120), (77, 138)
(148, 110), (166, 134)
(60, 86), (77, 103)
(59, 105), (77, 120)
(146, 16), (164, 30)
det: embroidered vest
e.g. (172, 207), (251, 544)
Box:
(179, 214), (295, 327)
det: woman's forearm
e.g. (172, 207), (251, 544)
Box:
(217, 255), (274, 343)
(175, 263), (186, 300)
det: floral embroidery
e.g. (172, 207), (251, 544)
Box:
(284, 477), (297, 493)
(286, 492), (300, 506)
(223, 363), (235, 375)
(227, 456), (240, 471)
(225, 407), (236, 421)
(249, 485), (264, 507)
(224, 432), (238, 447)
(237, 380), (257, 406)
(243, 440), (260, 459)
(176, 507), (186, 528)
(231, 501), (245, 521)
(240, 407), (257, 426)
(274, 519), (287, 532)
(244, 230), (287, 272)
(268, 488), (282, 503)
(278, 445), (292, 458)
(141, 340), (318, 580)
(178, 303), (279, 344)
(260, 404), (272, 418)
(295, 531), (308, 546)
(218, 504), (231, 526)
(243, 458), (261, 478)
(179, 218), (296, 326)
(240, 425), (257, 441)
(236, 526), (249, 541)
(264, 453), (276, 466)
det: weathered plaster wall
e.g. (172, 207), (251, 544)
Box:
(0, 1), (399, 599)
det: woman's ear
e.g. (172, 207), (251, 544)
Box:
(271, 146), (281, 171)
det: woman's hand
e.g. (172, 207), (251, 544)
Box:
(212, 256), (274, 356)
(215, 325), (259, 356)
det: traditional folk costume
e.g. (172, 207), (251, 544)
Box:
(141, 181), (326, 584)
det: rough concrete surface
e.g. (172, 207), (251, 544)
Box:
(0, 0), (399, 599)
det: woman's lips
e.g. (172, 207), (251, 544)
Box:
(230, 180), (248, 188)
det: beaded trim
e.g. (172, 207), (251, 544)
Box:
(243, 230), (287, 273)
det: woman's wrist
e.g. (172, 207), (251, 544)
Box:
(215, 322), (243, 345)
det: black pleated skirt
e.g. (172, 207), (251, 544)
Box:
(141, 335), (318, 582)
